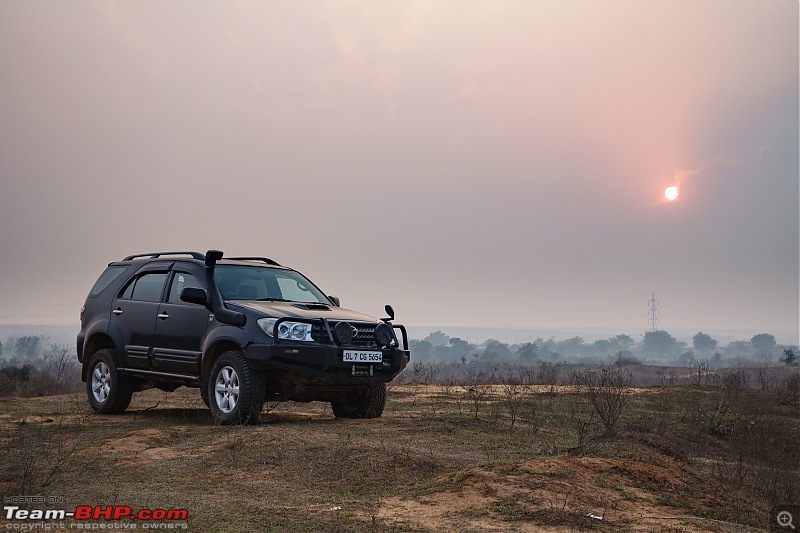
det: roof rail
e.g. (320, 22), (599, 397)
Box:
(123, 251), (206, 261)
(225, 257), (281, 266)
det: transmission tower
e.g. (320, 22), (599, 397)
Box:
(648, 292), (659, 332)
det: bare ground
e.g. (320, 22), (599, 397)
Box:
(0, 383), (787, 532)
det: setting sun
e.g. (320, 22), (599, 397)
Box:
(665, 186), (679, 201)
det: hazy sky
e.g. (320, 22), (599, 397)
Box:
(0, 1), (797, 342)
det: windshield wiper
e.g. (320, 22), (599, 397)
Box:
(256, 297), (293, 302)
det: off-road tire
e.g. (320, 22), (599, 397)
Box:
(86, 349), (133, 414)
(208, 350), (264, 425)
(331, 382), (387, 419)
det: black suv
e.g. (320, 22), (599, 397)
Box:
(77, 250), (410, 424)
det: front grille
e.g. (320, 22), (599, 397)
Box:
(351, 323), (377, 346)
(310, 321), (377, 347)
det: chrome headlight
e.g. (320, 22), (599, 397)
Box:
(257, 318), (314, 342)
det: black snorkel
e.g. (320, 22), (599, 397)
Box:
(204, 249), (246, 327)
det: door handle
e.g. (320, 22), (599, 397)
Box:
(157, 312), (169, 319)
(113, 309), (123, 316)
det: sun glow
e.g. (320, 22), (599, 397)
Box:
(664, 186), (679, 201)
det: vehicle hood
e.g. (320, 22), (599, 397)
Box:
(229, 301), (380, 323)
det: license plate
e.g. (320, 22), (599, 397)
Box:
(343, 350), (383, 363)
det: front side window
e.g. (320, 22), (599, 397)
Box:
(120, 273), (168, 302)
(214, 265), (329, 304)
(167, 273), (203, 304)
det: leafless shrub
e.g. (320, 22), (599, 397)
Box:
(500, 370), (528, 430)
(706, 393), (732, 437)
(783, 372), (800, 414)
(756, 364), (771, 392)
(567, 392), (595, 451)
(720, 368), (749, 402)
(10, 416), (78, 492)
(412, 361), (440, 384)
(537, 361), (562, 395)
(572, 365), (632, 435)
(45, 343), (78, 395)
(656, 367), (677, 387)
(519, 364), (538, 386)
(688, 356), (712, 387)
(442, 377), (465, 416)
(460, 365), (494, 420)
(400, 361), (441, 406)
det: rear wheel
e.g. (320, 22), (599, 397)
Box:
(331, 383), (387, 419)
(207, 350), (264, 425)
(86, 349), (133, 414)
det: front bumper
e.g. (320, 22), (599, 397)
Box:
(243, 342), (410, 382)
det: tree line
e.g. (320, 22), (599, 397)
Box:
(409, 329), (799, 368)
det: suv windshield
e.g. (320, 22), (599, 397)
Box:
(214, 265), (330, 304)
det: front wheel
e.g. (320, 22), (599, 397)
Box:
(207, 351), (264, 425)
(331, 383), (387, 419)
(86, 349), (133, 414)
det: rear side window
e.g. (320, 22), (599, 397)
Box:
(120, 273), (168, 302)
(89, 267), (129, 296)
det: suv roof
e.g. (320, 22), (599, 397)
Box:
(120, 251), (282, 267)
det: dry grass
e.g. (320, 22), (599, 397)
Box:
(0, 378), (797, 532)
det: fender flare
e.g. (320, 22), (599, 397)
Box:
(200, 326), (253, 383)
(81, 319), (125, 380)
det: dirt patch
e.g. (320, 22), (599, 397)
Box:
(77, 428), (185, 464)
(377, 455), (715, 532)
(102, 428), (165, 454)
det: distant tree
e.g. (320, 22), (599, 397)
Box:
(784, 346), (799, 367)
(432, 343), (453, 359)
(409, 339), (433, 361)
(0, 341), (3, 358)
(516, 342), (538, 360)
(592, 339), (612, 354)
(724, 341), (751, 359)
(642, 330), (677, 357)
(692, 332), (717, 353)
(483, 340), (511, 360)
(534, 337), (556, 359)
(449, 337), (470, 351)
(751, 333), (777, 354)
(15, 336), (43, 359)
(677, 350), (695, 366)
(557, 336), (585, 357)
(423, 331), (450, 347)
(610, 334), (635, 352)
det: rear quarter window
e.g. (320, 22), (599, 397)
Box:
(89, 266), (129, 296)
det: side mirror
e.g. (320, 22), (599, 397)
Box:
(328, 295), (341, 307)
(180, 287), (208, 306)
